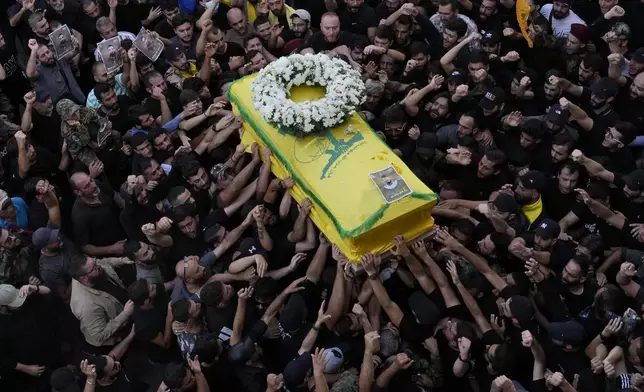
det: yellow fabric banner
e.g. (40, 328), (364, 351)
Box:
(517, 0), (533, 48)
(227, 75), (437, 261)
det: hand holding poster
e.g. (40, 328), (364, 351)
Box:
(97, 37), (123, 73)
(49, 25), (74, 60)
(133, 27), (163, 62)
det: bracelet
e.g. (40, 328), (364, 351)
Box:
(599, 332), (608, 341)
(368, 274), (378, 280)
(312, 325), (320, 331)
(458, 354), (470, 362)
(86, 379), (95, 385)
(35, 284), (40, 293)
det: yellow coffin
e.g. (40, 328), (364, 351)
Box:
(227, 75), (437, 261)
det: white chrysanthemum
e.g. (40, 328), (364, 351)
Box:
(250, 53), (366, 135)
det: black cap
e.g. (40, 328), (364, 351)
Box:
(625, 169), (644, 191)
(50, 366), (81, 392)
(480, 29), (500, 45)
(479, 87), (506, 111)
(519, 170), (547, 191)
(548, 320), (587, 347)
(237, 237), (267, 259)
(407, 291), (441, 325)
(416, 133), (437, 158)
(535, 219), (561, 240)
(164, 45), (185, 61)
(35, 88), (51, 102)
(546, 104), (570, 125)
(589, 77), (619, 99)
(632, 47), (644, 63)
(279, 293), (308, 333)
(508, 295), (535, 327)
(514, 67), (538, 85)
(283, 353), (313, 390)
(493, 193), (518, 214)
(448, 68), (468, 85)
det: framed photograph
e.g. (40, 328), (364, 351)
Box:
(97, 37), (123, 73)
(133, 27), (163, 62)
(369, 165), (412, 204)
(49, 24), (74, 60)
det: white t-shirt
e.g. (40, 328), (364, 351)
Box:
(539, 4), (586, 37)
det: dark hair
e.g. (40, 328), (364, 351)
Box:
(552, 132), (575, 149)
(581, 52), (605, 74)
(200, 281), (224, 306)
(545, 68), (564, 81)
(168, 186), (189, 205)
(351, 34), (370, 50)
(375, 25), (394, 41)
(128, 278), (150, 306)
(70, 256), (91, 279)
(409, 41), (429, 56)
(136, 52), (153, 68)
(489, 343), (515, 374)
(245, 50), (262, 63)
(489, 232), (512, 254)
(171, 14), (193, 29)
(521, 119), (546, 139)
(383, 104), (407, 124)
(192, 334), (222, 363)
(148, 128), (169, 144)
(94, 82), (113, 100)
(559, 160), (581, 175)
(455, 320), (477, 341)
(594, 284), (627, 323)
(253, 15), (270, 28)
(135, 157), (157, 175)
(439, 0), (458, 11)
(179, 89), (200, 106)
(458, 135), (477, 150)
(507, 272), (531, 296)
(172, 300), (192, 323)
(123, 240), (142, 260)
(182, 78), (205, 94)
(163, 363), (187, 390)
(397, 14), (413, 27)
(81, 0), (97, 8)
(578, 234), (604, 260)
(130, 133), (149, 149)
(615, 121), (637, 145)
(243, 33), (263, 48)
(254, 277), (279, 303)
(461, 110), (481, 129)
(451, 218), (476, 237)
(586, 180), (611, 200)
(161, 3), (179, 11)
(180, 160), (202, 179)
(468, 50), (489, 66)
(86, 355), (108, 379)
(444, 18), (467, 38)
(570, 255), (591, 276)
(484, 149), (507, 169)
(128, 104), (149, 124)
(335, 314), (355, 337)
(441, 179), (464, 193)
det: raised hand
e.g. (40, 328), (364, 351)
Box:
(504, 111), (523, 127)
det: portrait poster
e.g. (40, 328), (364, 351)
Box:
(133, 27), (163, 62)
(97, 36), (123, 73)
(369, 165), (412, 204)
(49, 24), (74, 60)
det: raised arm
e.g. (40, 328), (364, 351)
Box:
(440, 32), (480, 74)
(298, 302), (330, 354)
(392, 236), (437, 295)
(361, 252), (405, 326)
(571, 149), (615, 183)
(324, 245), (349, 329)
(446, 260), (492, 333)
(411, 237), (461, 308)
(230, 287), (253, 345)
(560, 98), (593, 132)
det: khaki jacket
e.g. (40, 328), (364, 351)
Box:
(70, 258), (129, 347)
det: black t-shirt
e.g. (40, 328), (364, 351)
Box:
(337, 5), (378, 37)
(571, 201), (622, 247)
(0, 40), (30, 99)
(93, 273), (129, 305)
(143, 85), (183, 119)
(304, 31), (355, 53)
(98, 96), (135, 136)
(542, 178), (579, 222)
(46, 3), (81, 27)
(399, 313), (433, 344)
(214, 42), (245, 72)
(114, 3), (150, 35)
(30, 110), (63, 155)
(560, 281), (597, 319)
(133, 284), (178, 363)
(7, 0), (48, 45)
(71, 182), (125, 248)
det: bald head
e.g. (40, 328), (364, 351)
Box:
(70, 172), (90, 190)
(227, 8), (247, 35)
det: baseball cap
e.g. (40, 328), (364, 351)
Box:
(322, 347), (345, 373)
(32, 227), (60, 249)
(508, 295), (535, 327)
(407, 291), (441, 325)
(164, 45), (185, 61)
(632, 48), (644, 63)
(519, 170), (547, 191)
(479, 87), (506, 111)
(493, 193), (519, 214)
(35, 88), (52, 103)
(291, 9), (311, 22)
(283, 353), (313, 390)
(625, 169), (644, 191)
(548, 320), (586, 347)
(210, 163), (233, 182)
(480, 29), (500, 45)
(447, 68), (468, 85)
(535, 219), (561, 240)
(0, 284), (26, 308)
(514, 67), (538, 85)
(279, 293), (308, 334)
(569, 23), (589, 43)
(589, 78), (619, 99)
(415, 133), (437, 159)
(237, 237), (267, 259)
(203, 223), (223, 244)
(0, 189), (9, 210)
(546, 104), (570, 125)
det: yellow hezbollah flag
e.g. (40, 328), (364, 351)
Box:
(517, 0), (533, 48)
(227, 75), (437, 262)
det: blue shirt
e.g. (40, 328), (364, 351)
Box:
(0, 197), (29, 230)
(130, 114), (183, 136)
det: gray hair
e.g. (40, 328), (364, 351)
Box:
(95, 16), (114, 32)
(28, 12), (45, 29)
(365, 79), (385, 96)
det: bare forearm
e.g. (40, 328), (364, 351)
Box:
(199, 55), (212, 84)
(230, 302), (247, 345)
(359, 352), (374, 392)
(26, 52), (38, 79)
(16, 143), (30, 178)
(255, 161), (272, 200)
(289, 211), (308, 243)
(219, 160), (259, 206)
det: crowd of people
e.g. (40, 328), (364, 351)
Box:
(3, 0), (644, 391)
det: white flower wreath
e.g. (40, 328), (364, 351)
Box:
(250, 53), (366, 135)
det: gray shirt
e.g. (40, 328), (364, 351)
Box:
(35, 60), (85, 104)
